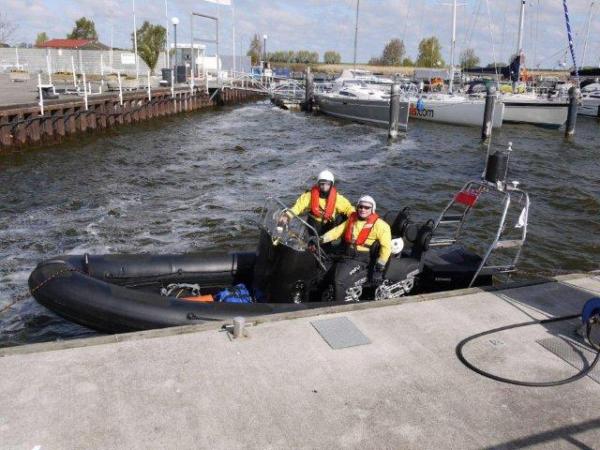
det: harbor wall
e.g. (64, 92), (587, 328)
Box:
(0, 87), (265, 151)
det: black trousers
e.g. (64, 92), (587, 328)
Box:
(334, 253), (371, 302)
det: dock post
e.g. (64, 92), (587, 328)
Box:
(388, 83), (401, 139)
(100, 53), (104, 93)
(71, 56), (77, 90)
(481, 85), (496, 141)
(37, 73), (44, 116)
(303, 67), (314, 112)
(565, 86), (579, 138)
(117, 71), (123, 106)
(82, 71), (88, 110)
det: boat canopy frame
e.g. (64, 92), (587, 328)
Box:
(431, 179), (530, 287)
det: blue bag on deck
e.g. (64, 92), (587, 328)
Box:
(214, 284), (253, 304)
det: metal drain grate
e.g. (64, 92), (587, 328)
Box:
(311, 317), (371, 349)
(537, 337), (600, 385)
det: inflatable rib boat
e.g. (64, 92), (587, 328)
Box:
(30, 150), (530, 334)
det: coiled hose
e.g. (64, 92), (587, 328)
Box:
(456, 314), (600, 387)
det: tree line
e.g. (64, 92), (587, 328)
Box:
(245, 34), (341, 65)
(23, 16), (484, 73)
(368, 36), (481, 68)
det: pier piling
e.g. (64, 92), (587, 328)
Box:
(481, 85), (496, 141)
(388, 83), (401, 139)
(303, 67), (314, 113)
(565, 86), (579, 137)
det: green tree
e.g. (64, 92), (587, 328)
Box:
(35, 32), (48, 46)
(268, 51), (295, 63)
(401, 57), (414, 67)
(247, 34), (262, 65)
(460, 48), (480, 68)
(381, 38), (405, 66)
(415, 36), (444, 68)
(368, 56), (382, 65)
(132, 21), (166, 74)
(323, 50), (341, 64)
(67, 17), (98, 40)
(295, 50), (318, 64)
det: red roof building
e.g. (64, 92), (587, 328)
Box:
(36, 39), (109, 50)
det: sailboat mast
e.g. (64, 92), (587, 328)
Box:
(516, 0), (526, 56)
(513, 0), (526, 92)
(581, 1), (595, 69)
(353, 0), (360, 69)
(449, 0), (457, 93)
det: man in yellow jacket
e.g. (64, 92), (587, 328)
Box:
(280, 170), (355, 235)
(318, 195), (391, 302)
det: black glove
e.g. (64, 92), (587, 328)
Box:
(307, 236), (319, 253)
(372, 263), (386, 286)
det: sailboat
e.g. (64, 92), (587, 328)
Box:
(406, 0), (504, 128)
(501, 1), (569, 127)
(580, 80), (600, 117)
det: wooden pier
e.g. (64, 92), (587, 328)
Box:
(0, 87), (265, 151)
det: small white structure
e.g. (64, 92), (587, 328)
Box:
(170, 43), (225, 78)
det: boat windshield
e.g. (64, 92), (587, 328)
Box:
(258, 197), (319, 253)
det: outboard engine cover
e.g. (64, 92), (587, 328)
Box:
(253, 229), (325, 303)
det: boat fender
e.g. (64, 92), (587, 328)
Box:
(416, 98), (425, 112)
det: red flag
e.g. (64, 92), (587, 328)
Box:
(455, 190), (479, 207)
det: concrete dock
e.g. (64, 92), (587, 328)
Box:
(1, 273), (599, 449)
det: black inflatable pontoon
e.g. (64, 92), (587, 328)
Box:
(29, 154), (530, 334)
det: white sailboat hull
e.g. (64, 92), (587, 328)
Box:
(579, 97), (600, 117)
(408, 97), (504, 128)
(502, 97), (569, 127)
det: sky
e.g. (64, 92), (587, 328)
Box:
(3, 0), (600, 68)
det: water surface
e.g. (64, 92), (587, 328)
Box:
(1, 102), (598, 346)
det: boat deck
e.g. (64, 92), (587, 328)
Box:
(1, 273), (600, 449)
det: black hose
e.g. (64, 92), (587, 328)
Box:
(456, 314), (600, 387)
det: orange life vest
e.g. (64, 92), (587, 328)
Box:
(310, 185), (337, 222)
(344, 212), (380, 247)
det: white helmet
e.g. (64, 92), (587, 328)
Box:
(317, 170), (335, 184)
(357, 195), (376, 212)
